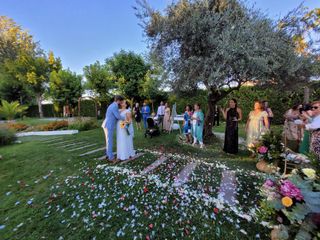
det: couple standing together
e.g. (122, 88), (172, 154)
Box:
(102, 95), (135, 163)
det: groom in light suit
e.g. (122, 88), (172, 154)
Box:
(104, 95), (125, 162)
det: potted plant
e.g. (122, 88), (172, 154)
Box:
(249, 131), (284, 173)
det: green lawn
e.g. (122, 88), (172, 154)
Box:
(0, 122), (277, 239)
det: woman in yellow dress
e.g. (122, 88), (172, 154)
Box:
(246, 101), (269, 149)
(163, 103), (171, 132)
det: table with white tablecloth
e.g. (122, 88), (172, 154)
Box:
(153, 115), (184, 131)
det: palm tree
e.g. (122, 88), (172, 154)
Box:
(0, 100), (28, 120)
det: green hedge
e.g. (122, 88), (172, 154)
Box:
(167, 85), (320, 125)
(168, 90), (208, 114)
(0, 127), (16, 146)
(25, 100), (101, 118)
(221, 87), (302, 124)
(26, 105), (56, 118)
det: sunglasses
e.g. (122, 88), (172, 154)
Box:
(311, 106), (319, 110)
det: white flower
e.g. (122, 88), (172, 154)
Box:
(302, 168), (316, 179)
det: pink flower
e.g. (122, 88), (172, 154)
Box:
(263, 179), (274, 188)
(258, 146), (268, 154)
(280, 180), (303, 201)
(277, 216), (283, 223)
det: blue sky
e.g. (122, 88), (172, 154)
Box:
(1, 0), (319, 74)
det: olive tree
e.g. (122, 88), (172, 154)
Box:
(136, 0), (316, 139)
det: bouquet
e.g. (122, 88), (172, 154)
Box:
(249, 131), (284, 164)
(258, 168), (320, 239)
(120, 121), (131, 135)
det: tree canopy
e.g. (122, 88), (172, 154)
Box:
(107, 50), (150, 101)
(0, 16), (63, 117)
(137, 0), (316, 91)
(49, 69), (83, 108)
(136, 0), (319, 139)
(83, 61), (115, 102)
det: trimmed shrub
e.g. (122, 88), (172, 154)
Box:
(0, 127), (16, 146)
(6, 122), (29, 132)
(38, 121), (69, 131)
(76, 100), (96, 117)
(68, 119), (98, 131)
(26, 104), (56, 118)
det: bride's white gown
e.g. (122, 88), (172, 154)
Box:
(117, 109), (135, 160)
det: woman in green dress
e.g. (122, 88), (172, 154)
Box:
(191, 103), (204, 148)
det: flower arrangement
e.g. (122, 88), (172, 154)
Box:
(249, 131), (284, 164)
(120, 120), (130, 135)
(258, 168), (320, 239)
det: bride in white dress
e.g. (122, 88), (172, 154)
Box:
(117, 101), (135, 161)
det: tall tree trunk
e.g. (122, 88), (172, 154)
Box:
(151, 100), (155, 113)
(204, 89), (222, 141)
(36, 94), (43, 118)
(303, 87), (310, 104)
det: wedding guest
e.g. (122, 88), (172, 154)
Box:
(302, 101), (320, 159)
(183, 105), (193, 143)
(213, 105), (220, 126)
(192, 103), (204, 148)
(246, 100), (269, 150)
(133, 103), (142, 130)
(221, 99), (242, 154)
(141, 102), (150, 129)
(299, 105), (312, 154)
(263, 101), (273, 129)
(163, 103), (171, 132)
(283, 105), (302, 152)
(156, 101), (166, 130)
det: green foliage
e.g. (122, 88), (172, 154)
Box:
(137, 0), (315, 94)
(25, 105), (55, 118)
(68, 119), (98, 131)
(168, 90), (208, 113)
(0, 16), (63, 117)
(108, 50), (150, 101)
(77, 100), (97, 117)
(0, 71), (32, 104)
(259, 169), (320, 239)
(0, 126), (16, 146)
(260, 131), (284, 163)
(83, 61), (115, 101)
(0, 16), (38, 63)
(49, 69), (83, 108)
(0, 100), (28, 120)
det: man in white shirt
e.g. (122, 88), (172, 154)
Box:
(156, 101), (165, 130)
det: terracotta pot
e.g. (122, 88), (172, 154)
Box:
(271, 228), (280, 240)
(270, 225), (289, 240)
(256, 159), (276, 173)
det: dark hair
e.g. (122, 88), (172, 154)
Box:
(114, 95), (124, 102)
(292, 104), (300, 111)
(194, 103), (200, 109)
(186, 104), (192, 111)
(230, 98), (238, 109)
(125, 100), (130, 109)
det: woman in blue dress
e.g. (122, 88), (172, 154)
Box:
(183, 105), (193, 143)
(191, 103), (204, 148)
